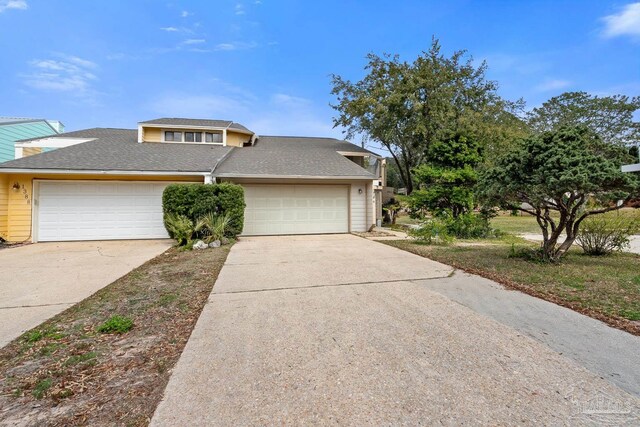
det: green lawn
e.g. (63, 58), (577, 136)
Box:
(383, 239), (640, 335)
(490, 208), (640, 235)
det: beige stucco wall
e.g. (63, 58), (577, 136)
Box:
(226, 131), (252, 147)
(22, 147), (43, 157)
(1, 173), (203, 242)
(143, 127), (163, 142)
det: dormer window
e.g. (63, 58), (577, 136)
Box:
(185, 132), (202, 143)
(205, 132), (223, 143)
(164, 131), (182, 142)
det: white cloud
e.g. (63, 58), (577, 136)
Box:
(534, 79), (572, 92)
(0, 0), (27, 13)
(160, 26), (179, 32)
(22, 55), (97, 94)
(602, 2), (640, 39)
(214, 41), (258, 51)
(181, 10), (191, 18)
(235, 3), (245, 15)
(183, 38), (205, 45)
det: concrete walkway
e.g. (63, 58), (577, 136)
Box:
(0, 240), (172, 347)
(152, 235), (639, 426)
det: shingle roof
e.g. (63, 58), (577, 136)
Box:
(213, 136), (377, 178)
(0, 128), (379, 179)
(139, 118), (251, 132)
(0, 128), (232, 173)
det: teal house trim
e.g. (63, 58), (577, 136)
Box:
(0, 118), (63, 163)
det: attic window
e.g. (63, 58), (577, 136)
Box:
(185, 132), (202, 142)
(164, 131), (182, 142)
(205, 132), (223, 143)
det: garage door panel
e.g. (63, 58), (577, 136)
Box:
(37, 181), (171, 242)
(243, 184), (349, 236)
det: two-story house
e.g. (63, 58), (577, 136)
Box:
(0, 118), (64, 163)
(0, 118), (384, 242)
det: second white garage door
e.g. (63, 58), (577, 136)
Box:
(243, 184), (349, 235)
(36, 181), (171, 242)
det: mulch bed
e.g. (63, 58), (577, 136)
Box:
(0, 245), (230, 426)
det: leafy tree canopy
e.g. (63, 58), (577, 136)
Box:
(408, 133), (482, 218)
(479, 126), (639, 261)
(527, 91), (640, 149)
(331, 37), (523, 193)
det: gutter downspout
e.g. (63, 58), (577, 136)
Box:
(208, 147), (236, 184)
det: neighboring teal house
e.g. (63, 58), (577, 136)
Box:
(0, 118), (64, 163)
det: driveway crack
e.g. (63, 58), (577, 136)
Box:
(0, 302), (74, 310)
(213, 274), (453, 295)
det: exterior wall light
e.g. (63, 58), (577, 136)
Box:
(11, 182), (21, 192)
(358, 188), (363, 194)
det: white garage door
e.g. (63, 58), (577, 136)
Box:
(37, 181), (171, 242)
(243, 184), (349, 235)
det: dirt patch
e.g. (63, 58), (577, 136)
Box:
(0, 241), (31, 251)
(353, 231), (395, 238)
(0, 245), (230, 426)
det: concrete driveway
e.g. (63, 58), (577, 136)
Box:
(152, 235), (640, 426)
(0, 240), (172, 347)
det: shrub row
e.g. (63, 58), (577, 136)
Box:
(162, 183), (245, 238)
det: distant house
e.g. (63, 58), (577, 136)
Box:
(0, 118), (64, 163)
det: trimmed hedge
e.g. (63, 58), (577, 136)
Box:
(162, 183), (245, 237)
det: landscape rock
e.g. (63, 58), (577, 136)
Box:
(209, 240), (221, 248)
(220, 237), (230, 245)
(193, 240), (208, 250)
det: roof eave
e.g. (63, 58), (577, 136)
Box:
(213, 173), (375, 180)
(0, 168), (210, 176)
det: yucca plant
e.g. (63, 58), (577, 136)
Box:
(163, 213), (195, 246)
(195, 212), (231, 243)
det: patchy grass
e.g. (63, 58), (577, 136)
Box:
(491, 208), (640, 235)
(96, 315), (134, 334)
(0, 245), (231, 426)
(383, 239), (640, 335)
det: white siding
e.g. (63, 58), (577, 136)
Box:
(350, 183), (367, 232)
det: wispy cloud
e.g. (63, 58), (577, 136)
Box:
(181, 10), (191, 18)
(235, 3), (245, 15)
(0, 0), (27, 13)
(160, 26), (179, 32)
(534, 79), (572, 92)
(183, 38), (205, 45)
(602, 2), (640, 39)
(22, 54), (98, 94)
(214, 41), (258, 51)
(148, 83), (338, 138)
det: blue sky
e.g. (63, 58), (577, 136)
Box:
(0, 0), (638, 149)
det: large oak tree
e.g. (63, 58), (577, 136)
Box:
(330, 38), (524, 194)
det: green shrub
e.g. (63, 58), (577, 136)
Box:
(195, 212), (231, 242)
(408, 219), (453, 244)
(576, 215), (639, 256)
(444, 212), (496, 239)
(162, 183), (245, 237)
(97, 315), (133, 334)
(163, 213), (195, 246)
